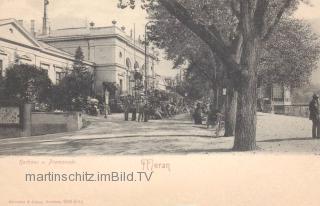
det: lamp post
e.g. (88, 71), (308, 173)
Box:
(144, 22), (153, 99)
(144, 22), (153, 122)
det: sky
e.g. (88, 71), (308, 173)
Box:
(0, 0), (320, 80)
(0, 0), (177, 77)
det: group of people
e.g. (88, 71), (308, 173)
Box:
(85, 98), (110, 118)
(151, 102), (187, 120)
(90, 93), (225, 127)
(123, 95), (149, 122)
(189, 102), (223, 128)
(121, 95), (187, 122)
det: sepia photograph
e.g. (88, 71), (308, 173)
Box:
(1, 0), (320, 155)
(1, 0), (320, 205)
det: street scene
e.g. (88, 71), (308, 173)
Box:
(0, 112), (318, 155)
(1, 0), (320, 155)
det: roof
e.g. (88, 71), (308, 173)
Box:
(37, 25), (156, 59)
(0, 18), (94, 66)
(38, 41), (74, 57)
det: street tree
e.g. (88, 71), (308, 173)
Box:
(146, 7), (235, 135)
(4, 64), (52, 103)
(51, 47), (93, 111)
(258, 18), (320, 88)
(146, 6), (320, 136)
(119, 0), (309, 151)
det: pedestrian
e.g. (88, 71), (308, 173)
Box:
(137, 99), (145, 122)
(154, 106), (163, 120)
(144, 103), (149, 122)
(131, 98), (137, 121)
(166, 103), (172, 118)
(309, 94), (320, 138)
(123, 96), (130, 121)
(101, 102), (108, 119)
(194, 103), (202, 125)
(206, 103), (216, 128)
(257, 98), (264, 112)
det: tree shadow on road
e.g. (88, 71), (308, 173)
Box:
(166, 148), (233, 154)
(258, 137), (314, 143)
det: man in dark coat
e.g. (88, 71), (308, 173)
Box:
(194, 103), (202, 125)
(309, 94), (320, 138)
(123, 96), (130, 121)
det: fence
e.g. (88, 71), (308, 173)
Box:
(265, 104), (309, 118)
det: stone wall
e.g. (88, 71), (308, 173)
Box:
(0, 104), (83, 138)
(31, 112), (83, 136)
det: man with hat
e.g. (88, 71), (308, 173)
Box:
(309, 94), (320, 138)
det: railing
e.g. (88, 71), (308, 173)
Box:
(264, 104), (309, 118)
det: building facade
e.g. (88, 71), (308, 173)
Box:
(154, 74), (168, 91)
(37, 22), (157, 97)
(0, 19), (94, 84)
(257, 84), (292, 113)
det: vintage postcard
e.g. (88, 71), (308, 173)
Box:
(1, 0), (320, 205)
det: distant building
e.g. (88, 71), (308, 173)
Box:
(154, 74), (167, 91)
(0, 18), (94, 84)
(37, 21), (157, 97)
(257, 84), (291, 112)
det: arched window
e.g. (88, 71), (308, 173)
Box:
(141, 64), (145, 76)
(126, 58), (131, 70)
(134, 61), (139, 70)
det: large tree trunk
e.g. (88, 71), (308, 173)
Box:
(224, 88), (237, 137)
(233, 36), (260, 151)
(223, 32), (242, 137)
(232, 1), (262, 151)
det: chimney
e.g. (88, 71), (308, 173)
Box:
(42, 0), (49, 35)
(30, 20), (35, 37)
(89, 22), (95, 29)
(17, 20), (24, 27)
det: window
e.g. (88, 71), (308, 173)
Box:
(0, 59), (3, 77)
(54, 66), (64, 84)
(119, 79), (123, 94)
(40, 63), (50, 75)
(56, 72), (65, 84)
(272, 85), (284, 99)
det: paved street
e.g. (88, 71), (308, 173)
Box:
(0, 113), (319, 155)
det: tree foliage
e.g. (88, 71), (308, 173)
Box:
(50, 47), (93, 111)
(145, 0), (319, 88)
(118, 0), (313, 151)
(118, 0), (305, 78)
(3, 64), (52, 103)
(258, 18), (320, 88)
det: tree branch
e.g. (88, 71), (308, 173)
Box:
(254, 0), (269, 36)
(230, 0), (240, 20)
(262, 0), (294, 40)
(158, 0), (240, 73)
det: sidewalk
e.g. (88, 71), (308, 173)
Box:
(0, 112), (319, 155)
